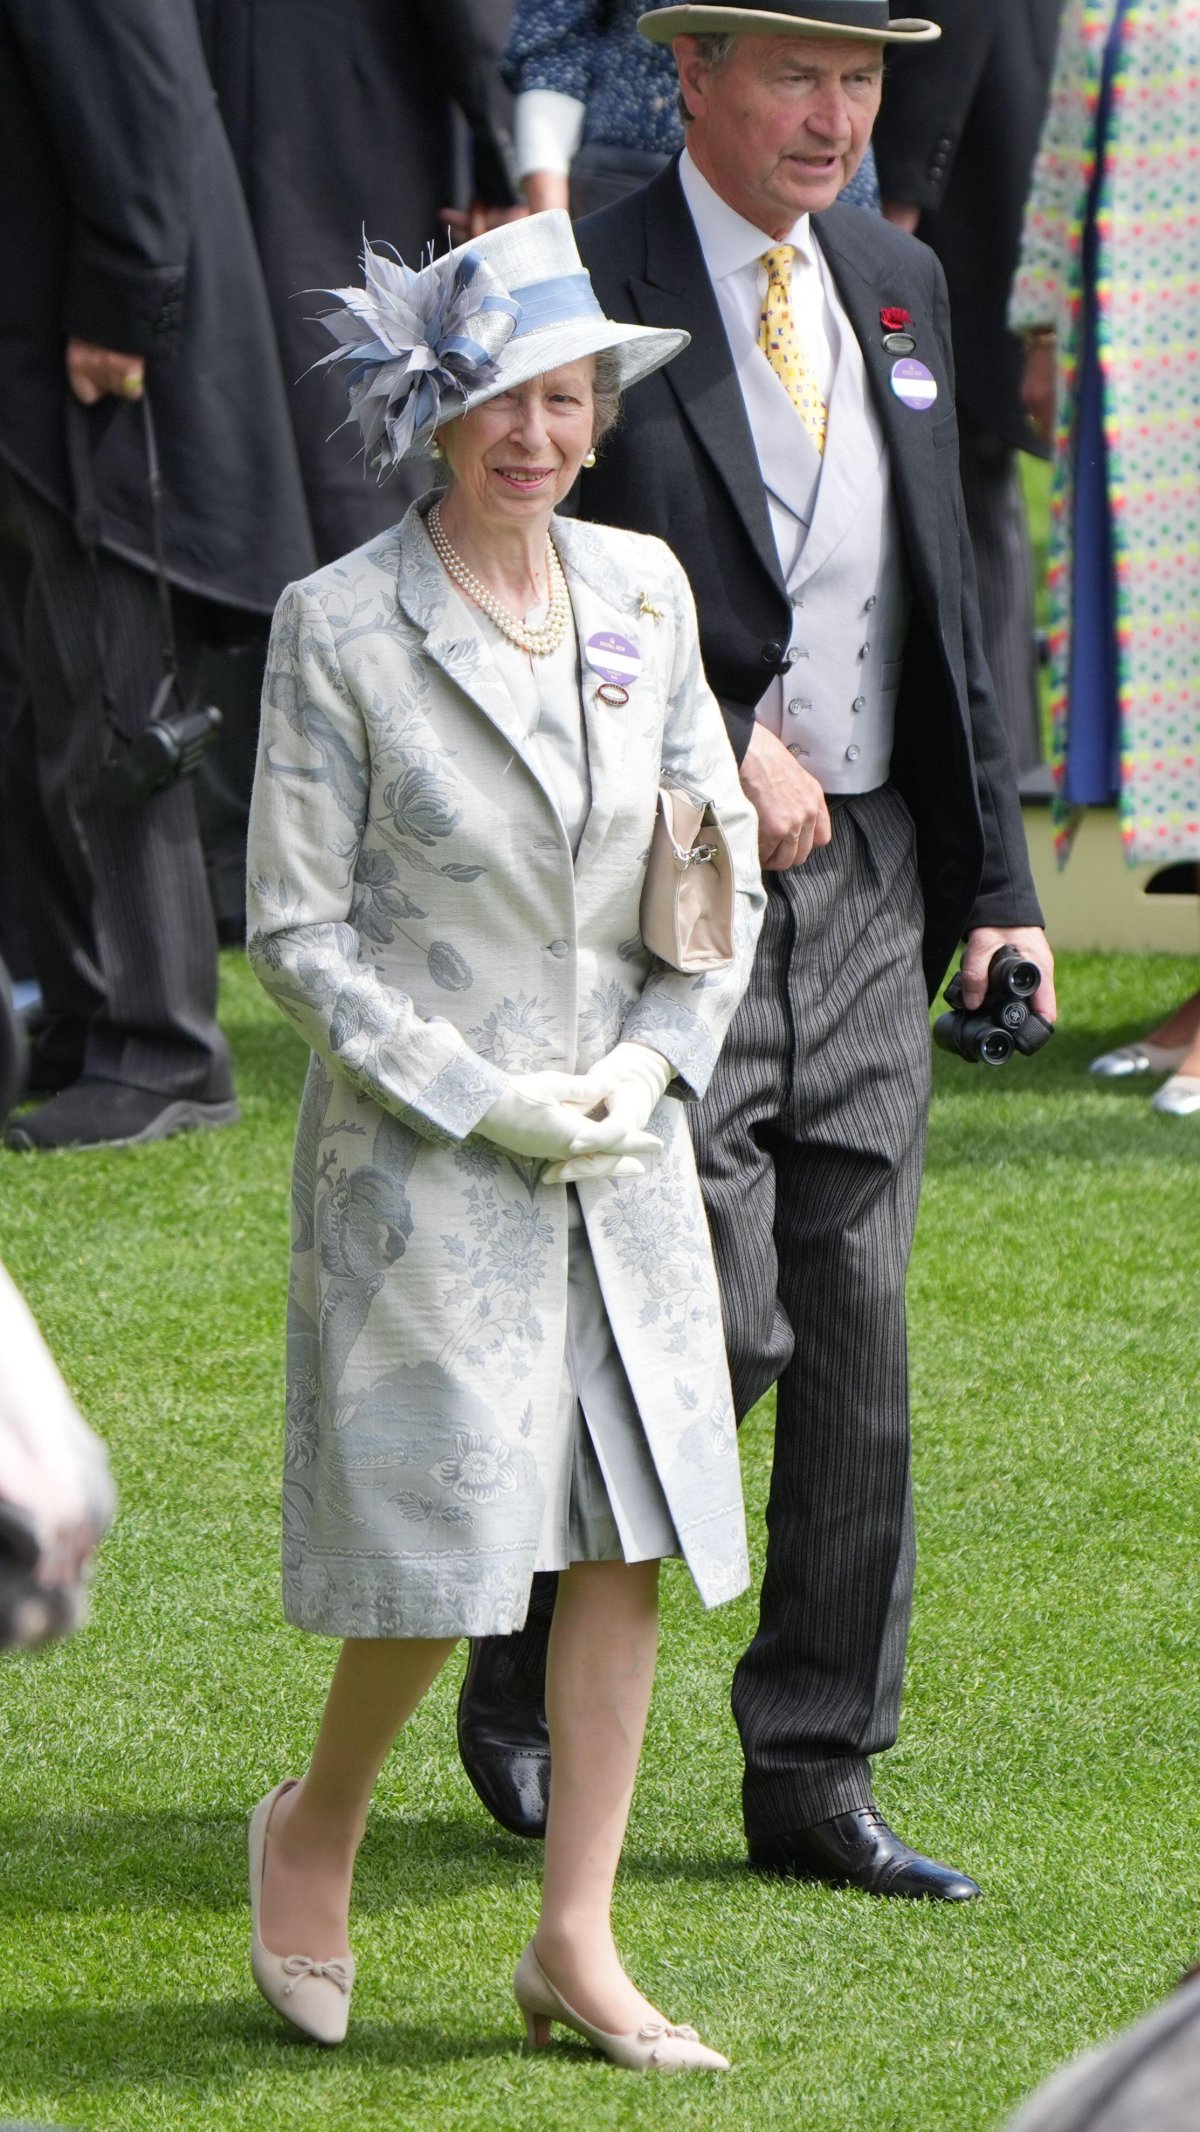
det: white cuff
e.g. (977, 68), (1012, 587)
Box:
(513, 89), (587, 180)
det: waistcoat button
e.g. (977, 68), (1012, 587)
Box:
(845, 744), (861, 763)
(852, 696), (866, 712)
(865, 595), (877, 611)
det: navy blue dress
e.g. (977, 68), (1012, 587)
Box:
(1064, 0), (1132, 806)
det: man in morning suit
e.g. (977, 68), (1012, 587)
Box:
(457, 0), (1056, 1898)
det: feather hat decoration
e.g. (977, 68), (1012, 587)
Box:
(316, 239), (521, 470)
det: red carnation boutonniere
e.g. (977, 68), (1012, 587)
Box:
(881, 307), (913, 332)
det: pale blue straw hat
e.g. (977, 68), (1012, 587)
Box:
(317, 210), (689, 472)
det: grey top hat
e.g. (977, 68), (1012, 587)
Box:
(640, 2), (939, 44)
(317, 211), (689, 471)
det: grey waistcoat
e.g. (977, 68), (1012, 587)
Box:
(740, 243), (911, 794)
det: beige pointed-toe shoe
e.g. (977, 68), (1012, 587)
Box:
(513, 1942), (729, 2072)
(248, 1781), (355, 2046)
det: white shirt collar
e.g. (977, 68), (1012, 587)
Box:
(679, 148), (814, 283)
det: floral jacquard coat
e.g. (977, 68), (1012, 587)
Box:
(246, 503), (765, 1639)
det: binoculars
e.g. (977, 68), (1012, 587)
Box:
(934, 944), (1054, 1066)
(96, 673), (222, 807)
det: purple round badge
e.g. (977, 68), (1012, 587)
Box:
(586, 630), (641, 687)
(890, 358), (938, 412)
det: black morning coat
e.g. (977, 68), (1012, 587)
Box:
(0, 0), (315, 613)
(197, 0), (520, 566)
(872, 0), (1065, 458)
(575, 163), (1044, 1001)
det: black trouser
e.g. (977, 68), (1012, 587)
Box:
(0, 468), (232, 1100)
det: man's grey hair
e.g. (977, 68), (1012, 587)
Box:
(678, 32), (736, 124)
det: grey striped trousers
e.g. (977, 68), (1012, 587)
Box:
(691, 783), (931, 1839)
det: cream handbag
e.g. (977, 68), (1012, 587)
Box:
(640, 789), (735, 973)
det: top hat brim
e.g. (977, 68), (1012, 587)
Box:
(640, 6), (940, 44)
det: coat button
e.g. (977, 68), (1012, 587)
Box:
(762, 640), (782, 663)
(852, 696), (866, 712)
(845, 744), (861, 763)
(547, 939), (569, 958)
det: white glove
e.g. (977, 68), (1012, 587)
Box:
(476, 1069), (661, 1168)
(542, 1044), (671, 1184)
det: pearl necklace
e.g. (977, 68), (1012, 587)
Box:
(428, 502), (570, 658)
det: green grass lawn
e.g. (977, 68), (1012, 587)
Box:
(1, 948), (1198, 2132)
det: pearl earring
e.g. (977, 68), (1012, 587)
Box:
(429, 437), (443, 460)
(582, 449), (597, 469)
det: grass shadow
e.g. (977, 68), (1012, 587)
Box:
(0, 1812), (751, 1923)
(0, 2002), (522, 2102)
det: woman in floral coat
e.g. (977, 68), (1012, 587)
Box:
(242, 213), (763, 2067)
(1011, 0), (1200, 1115)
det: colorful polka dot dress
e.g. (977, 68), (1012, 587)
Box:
(1010, 0), (1200, 869)
(758, 246), (828, 456)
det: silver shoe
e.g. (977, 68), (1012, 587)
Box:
(1089, 1040), (1189, 1079)
(248, 1780), (355, 2045)
(1151, 1074), (1200, 1117)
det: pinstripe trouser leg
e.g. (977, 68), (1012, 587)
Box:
(959, 422), (1041, 778)
(691, 784), (930, 1839)
(7, 476), (232, 1100)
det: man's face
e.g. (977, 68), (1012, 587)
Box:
(677, 34), (884, 235)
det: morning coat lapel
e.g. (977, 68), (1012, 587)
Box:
(810, 206), (951, 613)
(625, 164), (785, 598)
(393, 506), (559, 811)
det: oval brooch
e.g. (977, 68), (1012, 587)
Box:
(596, 681), (630, 708)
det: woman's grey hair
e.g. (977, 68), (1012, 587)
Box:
(678, 32), (736, 123)
(591, 347), (624, 451)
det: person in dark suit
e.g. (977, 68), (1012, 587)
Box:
(873, 0), (1065, 775)
(0, 0), (315, 1151)
(197, 0), (520, 569)
(457, 0), (1056, 1900)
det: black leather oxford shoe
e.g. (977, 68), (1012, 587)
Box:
(456, 1630), (550, 1840)
(748, 1808), (983, 1900)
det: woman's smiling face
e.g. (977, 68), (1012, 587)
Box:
(437, 360), (597, 529)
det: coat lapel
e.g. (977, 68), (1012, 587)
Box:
(624, 164), (785, 598)
(812, 205), (952, 613)
(393, 505), (558, 808)
(549, 517), (647, 880)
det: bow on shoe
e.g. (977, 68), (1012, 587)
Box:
(639, 2022), (700, 2041)
(280, 1955), (354, 1996)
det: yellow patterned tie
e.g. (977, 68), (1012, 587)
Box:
(758, 245), (827, 456)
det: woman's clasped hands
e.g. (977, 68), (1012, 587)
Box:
(476, 1042), (672, 1184)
